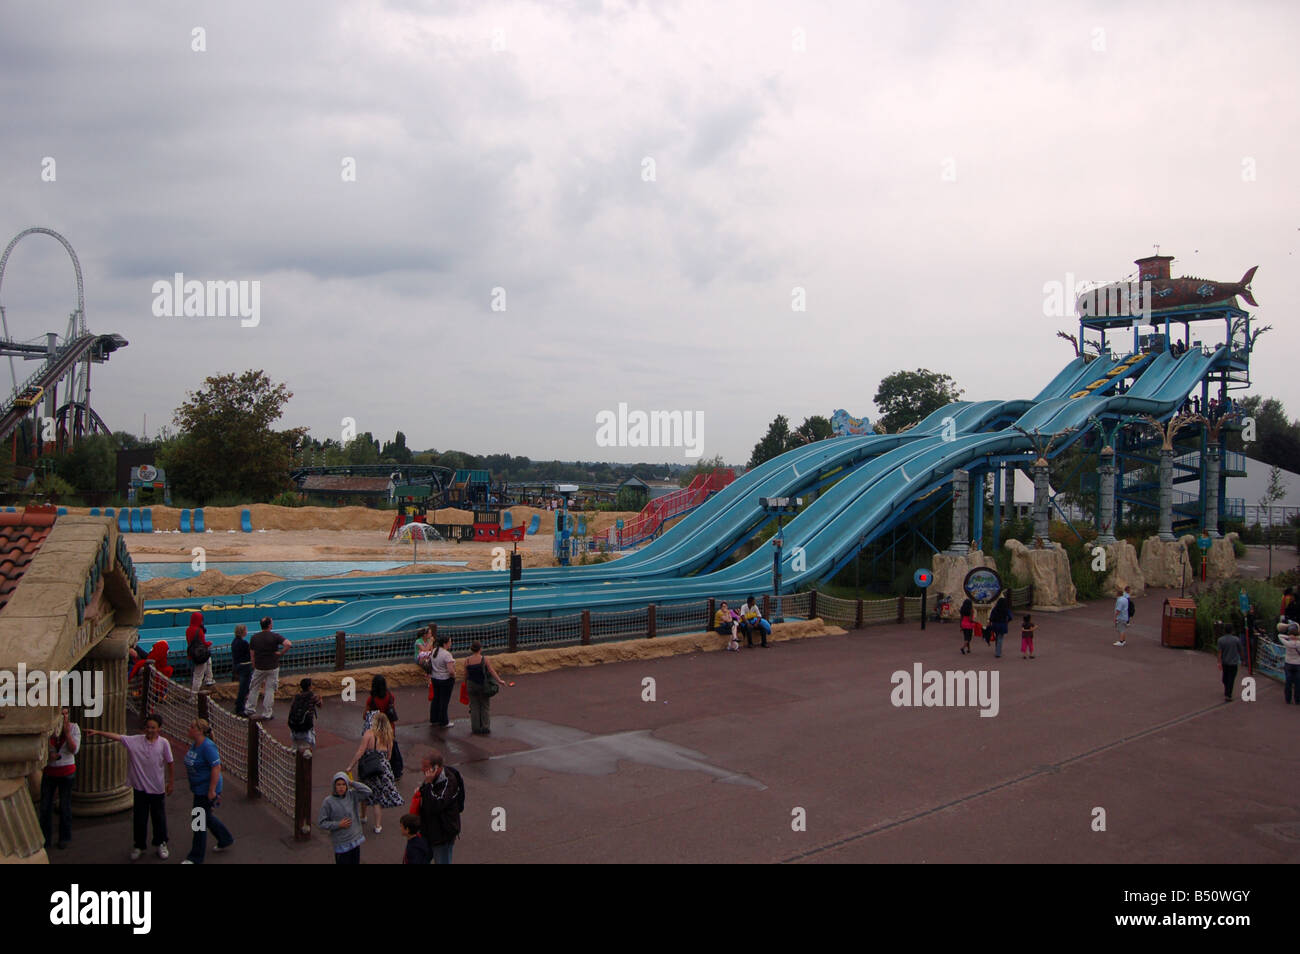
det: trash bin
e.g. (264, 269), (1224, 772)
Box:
(1161, 598), (1197, 648)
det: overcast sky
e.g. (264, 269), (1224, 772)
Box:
(2, 0), (1297, 467)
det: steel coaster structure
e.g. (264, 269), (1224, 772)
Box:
(0, 228), (128, 455)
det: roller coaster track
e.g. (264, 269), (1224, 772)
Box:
(0, 333), (123, 444)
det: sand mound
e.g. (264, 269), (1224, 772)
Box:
(141, 570), (287, 601)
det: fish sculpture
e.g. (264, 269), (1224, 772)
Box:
(831, 408), (871, 437)
(1077, 262), (1257, 318)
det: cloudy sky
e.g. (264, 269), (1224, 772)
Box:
(2, 0), (1297, 466)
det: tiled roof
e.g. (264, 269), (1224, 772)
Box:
(0, 508), (56, 613)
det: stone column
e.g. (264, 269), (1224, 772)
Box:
(1097, 447), (1117, 545)
(948, 469), (969, 555)
(1204, 446), (1221, 539)
(1158, 447), (1175, 541)
(72, 627), (135, 816)
(1032, 459), (1051, 546)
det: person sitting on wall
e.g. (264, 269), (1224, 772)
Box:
(740, 595), (771, 648)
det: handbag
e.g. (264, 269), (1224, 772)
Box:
(358, 746), (384, 780)
(483, 669), (500, 697)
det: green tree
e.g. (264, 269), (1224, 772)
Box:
(381, 431), (413, 464)
(748, 415), (792, 468)
(165, 370), (296, 504)
(793, 415), (833, 445)
(345, 433), (380, 464)
(873, 369), (963, 433)
(55, 433), (117, 496)
(679, 453), (729, 487)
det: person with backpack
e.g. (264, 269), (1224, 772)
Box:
(989, 589), (1012, 659)
(411, 751), (463, 864)
(186, 612), (214, 692)
(958, 597), (975, 654)
(1113, 586), (1134, 647)
(288, 678), (323, 751)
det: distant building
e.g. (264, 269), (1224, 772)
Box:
(299, 475), (393, 507)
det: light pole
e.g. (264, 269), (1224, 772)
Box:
(760, 497), (801, 622)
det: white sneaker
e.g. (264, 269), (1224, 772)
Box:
(130, 847), (143, 861)
(181, 860), (194, 864)
(158, 842), (169, 860)
(1113, 641), (1126, 647)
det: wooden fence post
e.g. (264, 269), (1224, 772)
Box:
(808, 591), (818, 621)
(762, 595), (770, 620)
(897, 595), (905, 623)
(246, 718), (260, 800)
(294, 748), (313, 842)
(647, 603), (657, 639)
(508, 616), (518, 653)
(856, 598), (864, 629)
(707, 598), (715, 629)
(197, 691), (209, 721)
(334, 630), (346, 671)
(581, 610), (591, 646)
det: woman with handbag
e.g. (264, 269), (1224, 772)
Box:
(464, 641), (507, 735)
(365, 675), (403, 780)
(347, 711), (403, 834)
(958, 597), (975, 655)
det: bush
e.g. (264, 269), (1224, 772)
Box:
(270, 491), (302, 508)
(1193, 579), (1282, 650)
(1232, 537), (1248, 558)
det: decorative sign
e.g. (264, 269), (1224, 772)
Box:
(962, 566), (1003, 604)
(914, 568), (933, 589)
(137, 465), (157, 482)
(1197, 536), (1212, 551)
(616, 519), (624, 530)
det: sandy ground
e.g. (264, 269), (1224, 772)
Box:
(116, 505), (640, 599)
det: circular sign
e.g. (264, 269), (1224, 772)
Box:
(914, 568), (933, 588)
(1197, 536), (1212, 551)
(138, 464), (157, 482)
(962, 566), (1003, 604)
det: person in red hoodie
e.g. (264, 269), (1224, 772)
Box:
(186, 612), (215, 693)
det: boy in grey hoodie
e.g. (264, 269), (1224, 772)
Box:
(319, 772), (372, 864)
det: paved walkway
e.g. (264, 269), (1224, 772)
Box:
(53, 577), (1300, 864)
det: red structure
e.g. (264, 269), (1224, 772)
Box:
(594, 468), (735, 549)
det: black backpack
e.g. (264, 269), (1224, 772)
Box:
(287, 693), (316, 731)
(447, 765), (465, 813)
(1127, 596), (1136, 619)
(187, 640), (210, 664)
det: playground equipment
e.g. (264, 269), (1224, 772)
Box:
(194, 508), (205, 533)
(240, 509), (252, 532)
(592, 468), (735, 549)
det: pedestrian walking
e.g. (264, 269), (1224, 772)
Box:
(288, 678), (323, 751)
(399, 814), (430, 864)
(40, 706), (79, 851)
(366, 675), (403, 779)
(348, 710), (403, 833)
(319, 772), (372, 864)
(87, 713), (174, 861)
(1113, 586), (1133, 646)
(989, 589), (1012, 658)
(182, 718), (233, 863)
(464, 641), (507, 735)
(958, 597), (975, 654)
(428, 636), (456, 729)
(186, 612), (215, 693)
(1217, 623), (1244, 702)
(412, 751), (463, 864)
(246, 616), (291, 720)
(1277, 620), (1300, 704)
(1021, 615), (1037, 659)
(230, 623), (253, 717)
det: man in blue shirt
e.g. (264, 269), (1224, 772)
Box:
(183, 718), (233, 863)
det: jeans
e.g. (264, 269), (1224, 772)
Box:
(1222, 664), (1238, 700)
(1284, 663), (1299, 704)
(335, 845), (361, 864)
(993, 626), (1006, 657)
(40, 773), (74, 846)
(233, 663), (253, 715)
(431, 678), (454, 726)
(132, 789), (168, 849)
(247, 667), (279, 718)
(191, 658), (214, 691)
(187, 792), (233, 863)
(430, 842), (454, 865)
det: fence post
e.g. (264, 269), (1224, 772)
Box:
(334, 630), (347, 671)
(581, 610), (591, 645)
(707, 598), (715, 630)
(897, 595), (905, 623)
(246, 718), (260, 801)
(808, 591), (818, 621)
(647, 603), (657, 639)
(294, 748), (313, 842)
(762, 595), (770, 620)
(197, 691), (209, 721)
(508, 616), (518, 653)
(856, 598), (864, 629)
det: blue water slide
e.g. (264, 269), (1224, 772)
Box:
(142, 509), (153, 532)
(502, 511), (513, 530)
(118, 510), (130, 533)
(526, 514), (540, 535)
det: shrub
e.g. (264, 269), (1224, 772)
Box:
(270, 491), (302, 508)
(1193, 579), (1282, 650)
